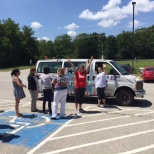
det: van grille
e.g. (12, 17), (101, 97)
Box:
(136, 81), (143, 90)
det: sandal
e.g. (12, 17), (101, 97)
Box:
(16, 113), (23, 117)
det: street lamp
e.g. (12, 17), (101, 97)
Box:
(132, 2), (136, 73)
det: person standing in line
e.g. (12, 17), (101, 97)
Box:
(94, 64), (107, 107)
(51, 68), (68, 120)
(27, 68), (39, 112)
(67, 56), (93, 115)
(40, 66), (53, 115)
(11, 69), (26, 117)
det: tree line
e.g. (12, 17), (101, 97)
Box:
(0, 18), (154, 68)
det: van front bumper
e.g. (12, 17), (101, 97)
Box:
(135, 89), (146, 98)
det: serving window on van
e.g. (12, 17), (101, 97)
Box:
(64, 61), (86, 73)
(37, 61), (62, 73)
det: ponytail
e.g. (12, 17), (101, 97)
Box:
(11, 69), (20, 77)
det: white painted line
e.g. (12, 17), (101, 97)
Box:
(9, 124), (20, 128)
(27, 106), (90, 154)
(41, 116), (51, 123)
(27, 123), (45, 128)
(66, 115), (130, 127)
(27, 116), (51, 128)
(49, 119), (154, 141)
(0, 107), (14, 109)
(43, 129), (154, 154)
(135, 111), (154, 116)
(108, 108), (136, 113)
(9, 116), (17, 123)
(0, 102), (30, 114)
(0, 99), (26, 103)
(6, 122), (30, 134)
(81, 112), (105, 117)
(118, 144), (154, 154)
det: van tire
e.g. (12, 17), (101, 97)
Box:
(115, 89), (134, 106)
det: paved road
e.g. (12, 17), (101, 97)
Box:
(0, 69), (154, 154)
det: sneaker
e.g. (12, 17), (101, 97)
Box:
(43, 111), (48, 114)
(31, 109), (38, 112)
(79, 108), (85, 113)
(51, 117), (57, 120)
(75, 110), (80, 115)
(51, 116), (61, 120)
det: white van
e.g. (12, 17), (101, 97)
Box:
(36, 58), (146, 106)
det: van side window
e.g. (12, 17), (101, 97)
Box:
(95, 62), (119, 75)
(37, 62), (62, 73)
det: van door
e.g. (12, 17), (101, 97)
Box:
(94, 62), (119, 97)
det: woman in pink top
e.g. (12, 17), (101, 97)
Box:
(67, 56), (93, 115)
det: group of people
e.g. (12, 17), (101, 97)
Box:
(10, 56), (107, 119)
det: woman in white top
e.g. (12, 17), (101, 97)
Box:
(94, 64), (107, 107)
(52, 68), (68, 120)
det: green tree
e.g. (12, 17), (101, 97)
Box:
(117, 31), (133, 59)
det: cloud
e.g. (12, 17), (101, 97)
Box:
(98, 19), (120, 27)
(30, 22), (43, 29)
(67, 31), (77, 37)
(58, 26), (62, 29)
(79, 0), (154, 28)
(127, 20), (143, 28)
(64, 23), (79, 30)
(37, 37), (50, 41)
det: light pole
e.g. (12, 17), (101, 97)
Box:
(132, 2), (136, 73)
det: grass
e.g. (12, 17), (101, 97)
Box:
(116, 59), (154, 75)
(0, 65), (34, 72)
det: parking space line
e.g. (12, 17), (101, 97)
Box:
(0, 101), (30, 113)
(118, 144), (154, 154)
(135, 111), (154, 116)
(49, 119), (154, 141)
(66, 115), (130, 127)
(43, 129), (154, 154)
(27, 106), (90, 154)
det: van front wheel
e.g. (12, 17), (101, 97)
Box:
(115, 89), (134, 106)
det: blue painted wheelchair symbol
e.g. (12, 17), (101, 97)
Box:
(0, 111), (72, 148)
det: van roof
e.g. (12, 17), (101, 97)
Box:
(36, 59), (113, 63)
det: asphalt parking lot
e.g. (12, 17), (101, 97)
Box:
(0, 69), (154, 154)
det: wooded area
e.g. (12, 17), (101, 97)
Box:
(0, 18), (154, 68)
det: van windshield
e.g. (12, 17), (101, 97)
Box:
(110, 61), (129, 75)
(37, 61), (62, 73)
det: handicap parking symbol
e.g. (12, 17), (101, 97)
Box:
(0, 111), (72, 148)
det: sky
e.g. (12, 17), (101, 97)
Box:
(1, 0), (154, 41)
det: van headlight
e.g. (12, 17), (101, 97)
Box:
(136, 81), (143, 90)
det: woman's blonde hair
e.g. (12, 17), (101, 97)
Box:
(57, 68), (65, 76)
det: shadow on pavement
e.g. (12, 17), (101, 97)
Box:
(23, 114), (38, 119)
(144, 80), (154, 84)
(0, 133), (20, 143)
(0, 124), (15, 130)
(38, 96), (152, 109)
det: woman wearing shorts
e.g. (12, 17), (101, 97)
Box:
(67, 56), (93, 115)
(94, 64), (107, 107)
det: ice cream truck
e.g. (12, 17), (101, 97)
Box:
(36, 58), (146, 106)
